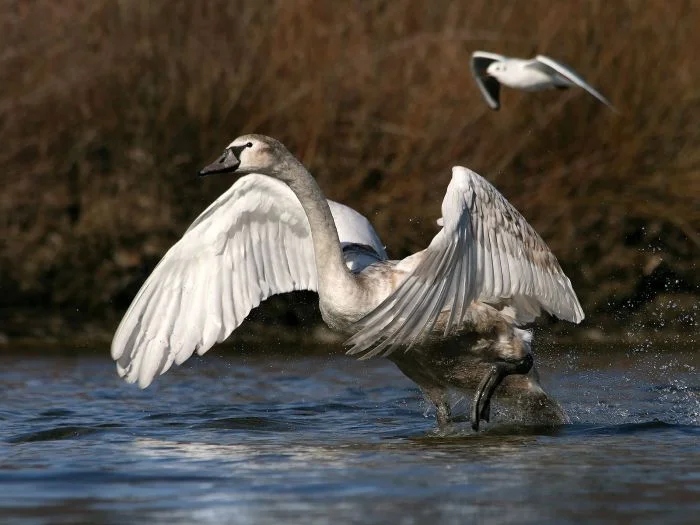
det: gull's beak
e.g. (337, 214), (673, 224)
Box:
(198, 148), (241, 177)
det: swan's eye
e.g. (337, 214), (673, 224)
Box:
(246, 142), (253, 148)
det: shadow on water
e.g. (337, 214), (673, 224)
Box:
(7, 424), (122, 444)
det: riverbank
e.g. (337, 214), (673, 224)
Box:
(1, 286), (694, 353)
(1, 1), (697, 345)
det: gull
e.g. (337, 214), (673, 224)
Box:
(471, 51), (616, 111)
(111, 134), (584, 430)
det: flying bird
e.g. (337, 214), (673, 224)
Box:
(112, 134), (584, 430)
(471, 51), (616, 111)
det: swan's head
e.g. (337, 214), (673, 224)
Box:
(199, 134), (295, 178)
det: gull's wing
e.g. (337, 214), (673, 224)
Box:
(530, 55), (616, 110)
(470, 51), (506, 110)
(111, 173), (384, 387)
(346, 166), (584, 358)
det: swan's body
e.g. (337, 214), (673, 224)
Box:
(471, 51), (616, 111)
(112, 134), (584, 430)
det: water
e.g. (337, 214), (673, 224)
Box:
(1, 342), (698, 524)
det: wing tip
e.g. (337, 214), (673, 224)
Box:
(451, 165), (472, 177)
(137, 375), (155, 389)
(451, 166), (487, 187)
(557, 300), (585, 324)
(115, 349), (157, 389)
(110, 342), (123, 361)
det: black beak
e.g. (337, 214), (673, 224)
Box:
(198, 148), (241, 177)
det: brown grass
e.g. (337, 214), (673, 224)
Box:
(0, 0), (698, 323)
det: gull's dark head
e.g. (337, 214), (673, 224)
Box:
(485, 61), (507, 78)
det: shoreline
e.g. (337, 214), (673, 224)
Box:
(1, 297), (694, 353)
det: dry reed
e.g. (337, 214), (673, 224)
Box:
(0, 0), (697, 330)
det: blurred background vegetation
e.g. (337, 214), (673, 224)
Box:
(0, 0), (697, 343)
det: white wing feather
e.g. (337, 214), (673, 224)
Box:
(111, 173), (385, 387)
(346, 166), (584, 358)
(532, 55), (616, 110)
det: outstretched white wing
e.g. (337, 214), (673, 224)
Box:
(112, 173), (385, 387)
(470, 51), (507, 110)
(531, 55), (616, 110)
(346, 166), (584, 358)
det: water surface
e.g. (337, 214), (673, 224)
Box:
(1, 342), (698, 524)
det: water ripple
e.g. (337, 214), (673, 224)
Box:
(0, 348), (698, 524)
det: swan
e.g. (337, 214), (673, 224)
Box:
(111, 134), (584, 430)
(471, 51), (616, 111)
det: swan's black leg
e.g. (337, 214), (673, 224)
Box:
(471, 354), (533, 431)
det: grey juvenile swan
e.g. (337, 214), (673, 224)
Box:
(471, 51), (616, 111)
(112, 134), (584, 430)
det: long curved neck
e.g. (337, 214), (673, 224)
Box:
(280, 160), (358, 299)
